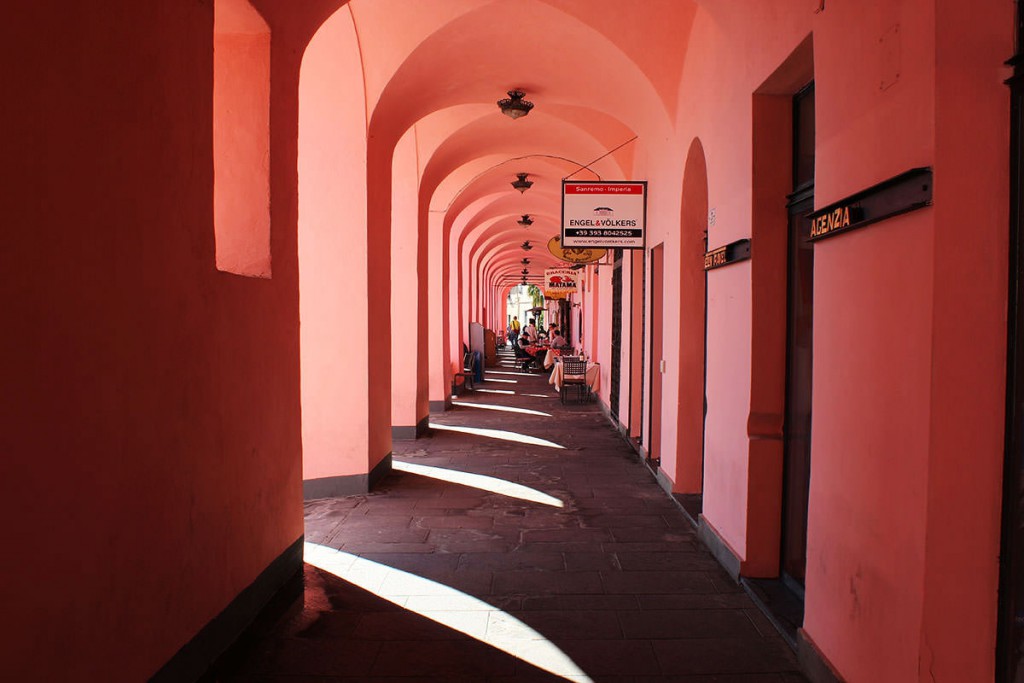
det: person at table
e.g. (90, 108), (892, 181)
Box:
(518, 333), (548, 372)
(549, 328), (568, 349)
(517, 333), (537, 370)
(523, 318), (538, 342)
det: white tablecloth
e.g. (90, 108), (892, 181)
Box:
(549, 361), (600, 392)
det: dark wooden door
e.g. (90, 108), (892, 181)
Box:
(999, 5), (1024, 680)
(611, 249), (624, 419)
(781, 83), (815, 586)
(648, 244), (664, 467)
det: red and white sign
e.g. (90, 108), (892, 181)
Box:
(544, 268), (578, 299)
(562, 180), (647, 249)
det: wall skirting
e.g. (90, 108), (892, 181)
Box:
(303, 454), (393, 500)
(697, 515), (742, 581)
(149, 536), (303, 683)
(392, 416), (429, 441)
(598, 391), (840, 682)
(600, 400), (643, 461)
(797, 628), (846, 683)
(655, 467), (674, 495)
(368, 452), (392, 490)
(429, 399), (450, 412)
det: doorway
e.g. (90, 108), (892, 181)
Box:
(999, 4), (1024, 679)
(781, 82), (815, 588)
(610, 249), (624, 419)
(648, 244), (665, 467)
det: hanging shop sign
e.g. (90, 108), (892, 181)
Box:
(544, 268), (579, 299)
(807, 167), (932, 242)
(547, 235), (607, 264)
(562, 180), (647, 249)
(704, 239), (751, 271)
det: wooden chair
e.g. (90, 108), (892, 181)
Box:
(452, 351), (476, 393)
(514, 344), (538, 372)
(560, 358), (588, 404)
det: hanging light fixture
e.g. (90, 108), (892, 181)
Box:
(521, 268), (530, 276)
(517, 214), (533, 227)
(521, 241), (533, 251)
(511, 173), (533, 193)
(497, 89), (534, 119)
(520, 258), (530, 265)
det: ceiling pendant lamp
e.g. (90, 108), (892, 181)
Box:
(497, 89), (534, 120)
(521, 240), (533, 251)
(511, 173), (533, 193)
(521, 258), (531, 265)
(517, 214), (533, 227)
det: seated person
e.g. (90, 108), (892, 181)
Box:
(515, 333), (531, 355)
(517, 333), (546, 371)
(549, 329), (568, 349)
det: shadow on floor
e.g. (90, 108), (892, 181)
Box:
(208, 351), (807, 682)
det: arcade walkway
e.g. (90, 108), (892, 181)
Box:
(211, 350), (805, 682)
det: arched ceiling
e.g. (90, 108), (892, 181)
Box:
(342, 0), (699, 288)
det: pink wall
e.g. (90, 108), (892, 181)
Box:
(298, 7), (371, 481)
(6, 4), (1013, 682)
(803, 3), (937, 677)
(1, 1), (317, 678)
(669, 1), (1011, 680)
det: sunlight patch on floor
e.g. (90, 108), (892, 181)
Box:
(429, 423), (565, 449)
(482, 378), (518, 384)
(451, 401), (551, 417)
(304, 543), (592, 681)
(393, 459), (563, 507)
(475, 388), (516, 395)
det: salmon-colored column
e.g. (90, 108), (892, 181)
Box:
(740, 94), (791, 577)
(587, 266), (602, 402)
(391, 130), (428, 437)
(448, 216), (465, 365)
(299, 8), (382, 495)
(427, 210), (451, 409)
(674, 138), (709, 494)
(915, 2), (1009, 681)
(366, 138), (394, 476)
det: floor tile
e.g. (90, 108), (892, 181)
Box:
(214, 350), (806, 682)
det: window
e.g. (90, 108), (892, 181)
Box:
(213, 0), (271, 277)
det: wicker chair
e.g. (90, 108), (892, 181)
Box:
(560, 358), (589, 404)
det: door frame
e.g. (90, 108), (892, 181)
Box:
(647, 243), (665, 467)
(998, 3), (1024, 678)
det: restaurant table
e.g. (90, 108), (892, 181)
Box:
(549, 360), (601, 392)
(542, 348), (566, 369)
(520, 345), (549, 371)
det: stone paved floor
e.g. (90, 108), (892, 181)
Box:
(212, 350), (806, 682)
